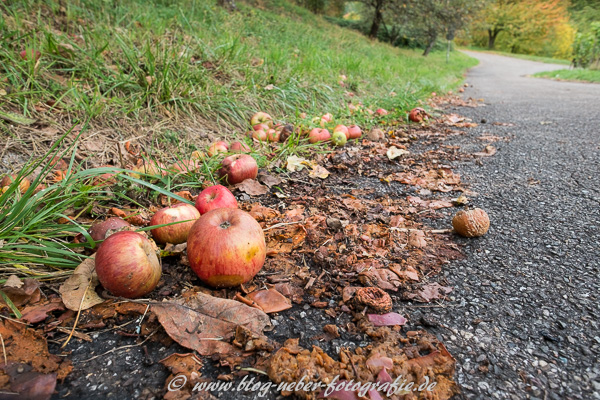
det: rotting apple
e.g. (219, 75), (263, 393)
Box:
(207, 141), (229, 157)
(218, 154), (258, 185)
(187, 208), (266, 288)
(0, 174), (31, 194)
(308, 128), (331, 144)
(333, 124), (350, 140)
(250, 112), (273, 127)
(89, 217), (132, 244)
(195, 184), (238, 214)
(266, 129), (280, 142)
(130, 160), (167, 180)
(150, 203), (200, 245)
(230, 141), (251, 153)
(331, 131), (347, 147)
(408, 107), (428, 123)
(95, 231), (161, 299)
(347, 125), (362, 139)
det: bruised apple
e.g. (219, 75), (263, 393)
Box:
(95, 231), (161, 298)
(187, 208), (266, 288)
(218, 154), (258, 185)
(89, 217), (131, 243)
(207, 141), (229, 157)
(308, 128), (331, 144)
(230, 141), (251, 153)
(347, 125), (362, 139)
(150, 203), (200, 244)
(408, 107), (428, 123)
(195, 185), (238, 214)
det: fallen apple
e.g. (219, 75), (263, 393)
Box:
(169, 159), (201, 174)
(207, 141), (229, 157)
(375, 108), (389, 116)
(150, 203), (201, 244)
(130, 160), (167, 180)
(250, 112), (273, 127)
(195, 184), (238, 214)
(20, 49), (41, 61)
(89, 217), (132, 244)
(230, 141), (251, 153)
(331, 131), (347, 147)
(408, 107), (428, 123)
(95, 231), (161, 298)
(347, 125), (362, 139)
(308, 128), (331, 144)
(252, 129), (268, 141)
(218, 154), (258, 185)
(266, 129), (280, 142)
(333, 124), (350, 140)
(253, 123), (270, 132)
(452, 208), (490, 238)
(0, 174), (31, 194)
(187, 208), (266, 288)
(321, 113), (333, 122)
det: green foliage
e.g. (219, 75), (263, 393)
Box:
(534, 67), (600, 82)
(572, 22), (600, 69)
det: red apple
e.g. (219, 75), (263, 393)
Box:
(187, 208), (266, 288)
(150, 203), (200, 244)
(207, 141), (229, 157)
(266, 129), (280, 142)
(195, 185), (238, 214)
(169, 159), (201, 174)
(20, 49), (41, 61)
(218, 154), (258, 185)
(95, 231), (161, 298)
(89, 217), (131, 243)
(308, 128), (331, 144)
(333, 124), (350, 140)
(347, 125), (362, 139)
(375, 108), (388, 116)
(253, 123), (270, 132)
(252, 129), (267, 141)
(408, 107), (428, 123)
(321, 113), (333, 122)
(230, 141), (251, 153)
(250, 112), (273, 127)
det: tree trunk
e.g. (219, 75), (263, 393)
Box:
(217, 0), (237, 11)
(423, 35), (437, 56)
(369, 5), (383, 39)
(487, 28), (501, 49)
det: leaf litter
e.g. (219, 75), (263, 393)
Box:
(1, 104), (499, 399)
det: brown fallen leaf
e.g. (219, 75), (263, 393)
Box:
(59, 255), (104, 312)
(160, 353), (203, 400)
(20, 297), (65, 324)
(407, 282), (453, 303)
(236, 179), (269, 196)
(308, 165), (330, 179)
(246, 288), (292, 313)
(258, 173), (282, 187)
(407, 230), (427, 248)
(1, 277), (41, 307)
(2, 363), (57, 400)
(151, 291), (271, 356)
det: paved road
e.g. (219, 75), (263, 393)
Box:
(431, 51), (600, 399)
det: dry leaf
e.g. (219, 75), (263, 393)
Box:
(308, 165), (330, 179)
(151, 291), (271, 356)
(1, 278), (41, 307)
(407, 283), (453, 303)
(59, 255), (104, 311)
(285, 155), (309, 172)
(236, 179), (269, 196)
(246, 289), (292, 313)
(258, 173), (283, 187)
(473, 145), (497, 157)
(386, 146), (409, 160)
(367, 312), (407, 326)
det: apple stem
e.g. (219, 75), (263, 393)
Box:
(220, 221), (231, 229)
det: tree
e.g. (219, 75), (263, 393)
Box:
(358, 0), (396, 39)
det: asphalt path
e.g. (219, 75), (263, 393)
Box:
(431, 51), (600, 400)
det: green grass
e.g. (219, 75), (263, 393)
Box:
(1, 0), (477, 140)
(465, 47), (571, 65)
(533, 68), (600, 83)
(0, 0), (478, 280)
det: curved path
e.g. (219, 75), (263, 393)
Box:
(433, 51), (600, 399)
